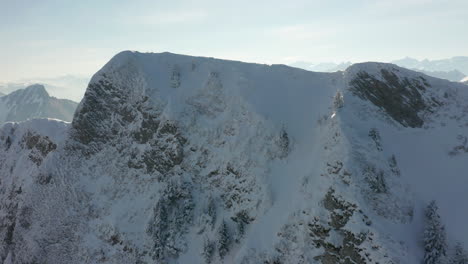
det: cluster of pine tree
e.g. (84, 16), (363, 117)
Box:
(218, 220), (231, 259)
(423, 200), (468, 264)
(424, 200), (447, 264)
(147, 180), (194, 261)
(452, 243), (468, 264)
(333, 90), (344, 109)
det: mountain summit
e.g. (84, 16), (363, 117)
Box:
(6, 84), (49, 102)
(0, 84), (78, 124)
(1, 51), (468, 263)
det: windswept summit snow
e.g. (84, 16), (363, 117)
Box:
(1, 51), (468, 264)
(0, 84), (78, 124)
(461, 76), (468, 84)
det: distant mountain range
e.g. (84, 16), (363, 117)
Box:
(392, 56), (468, 75)
(0, 84), (78, 124)
(411, 69), (465, 82)
(290, 56), (468, 82)
(0, 74), (89, 102)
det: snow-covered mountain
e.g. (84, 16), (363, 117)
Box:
(1, 51), (468, 264)
(0, 75), (89, 102)
(0, 84), (78, 124)
(0, 83), (27, 95)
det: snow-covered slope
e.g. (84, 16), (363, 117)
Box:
(1, 51), (468, 264)
(0, 84), (78, 124)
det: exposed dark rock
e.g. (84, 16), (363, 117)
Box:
(37, 173), (53, 185)
(71, 74), (186, 175)
(133, 114), (160, 143)
(307, 190), (369, 264)
(71, 78), (129, 150)
(350, 69), (441, 127)
(327, 161), (343, 175)
(21, 132), (57, 165)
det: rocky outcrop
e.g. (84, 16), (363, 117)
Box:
(22, 132), (57, 165)
(349, 68), (441, 127)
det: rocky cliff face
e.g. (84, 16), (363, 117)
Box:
(0, 84), (78, 124)
(1, 52), (467, 264)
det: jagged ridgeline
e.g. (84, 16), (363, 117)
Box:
(0, 84), (78, 124)
(1, 51), (468, 264)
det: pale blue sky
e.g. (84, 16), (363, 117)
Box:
(1, 0), (467, 81)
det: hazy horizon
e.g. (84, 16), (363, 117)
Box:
(1, 0), (467, 82)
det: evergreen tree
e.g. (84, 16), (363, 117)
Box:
(202, 239), (215, 264)
(171, 65), (181, 88)
(147, 180), (194, 261)
(452, 242), (468, 264)
(231, 210), (252, 242)
(5, 136), (12, 150)
(278, 126), (290, 158)
(333, 90), (344, 109)
(368, 128), (383, 151)
(207, 197), (216, 228)
(423, 200), (447, 264)
(218, 220), (231, 259)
